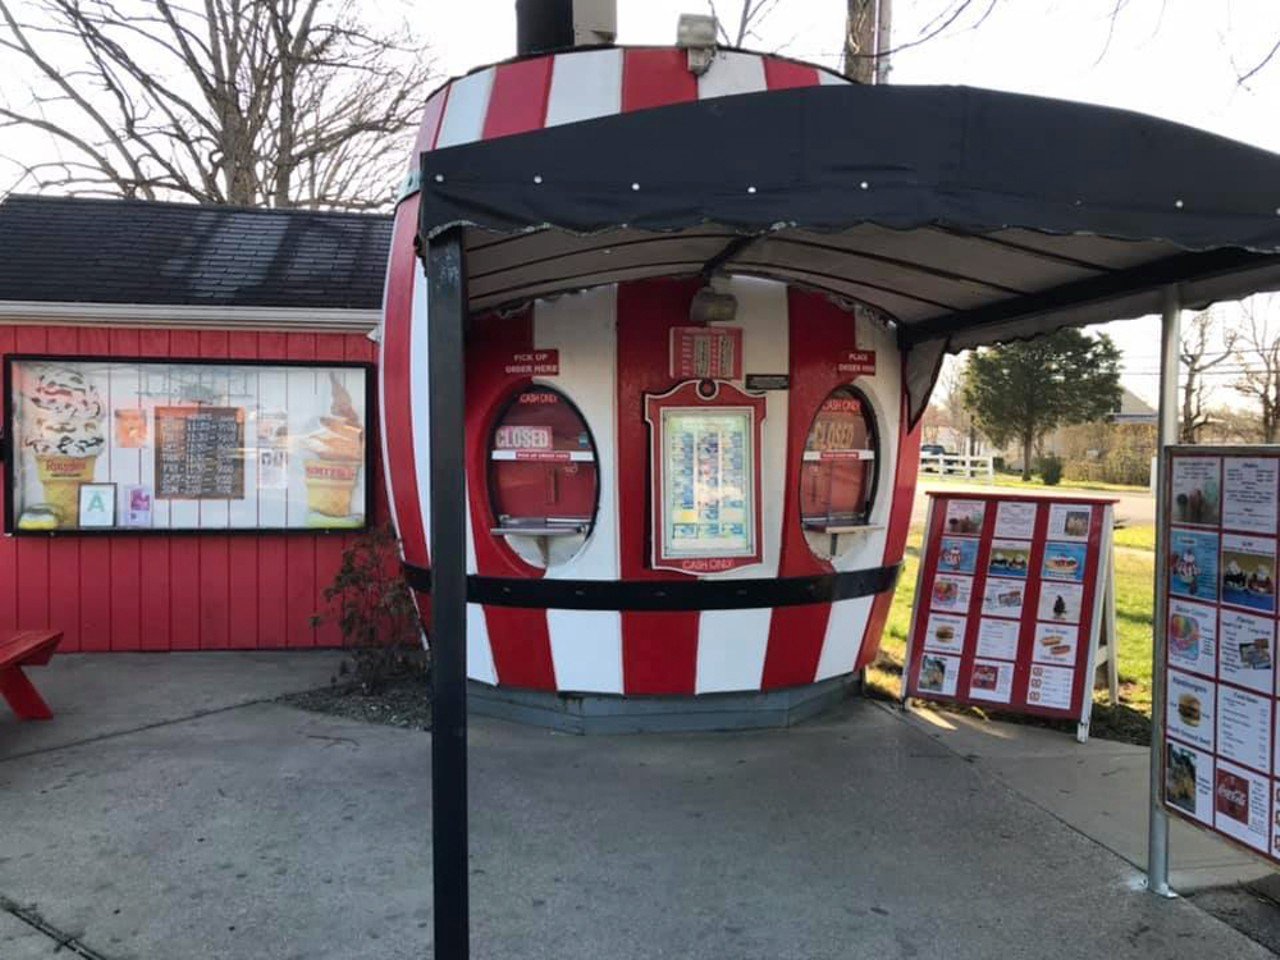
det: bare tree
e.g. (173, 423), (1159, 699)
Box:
(1179, 309), (1236, 444)
(1232, 296), (1280, 443)
(0, 0), (435, 209)
(707, 0), (785, 48)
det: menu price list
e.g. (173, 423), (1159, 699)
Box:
(1162, 452), (1280, 863)
(905, 494), (1110, 721)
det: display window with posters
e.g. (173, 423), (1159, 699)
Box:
(644, 380), (766, 575)
(3, 356), (372, 533)
(800, 384), (878, 559)
(486, 384), (599, 568)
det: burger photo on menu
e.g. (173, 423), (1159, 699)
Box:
(1040, 542), (1087, 583)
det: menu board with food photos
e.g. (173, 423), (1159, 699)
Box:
(902, 493), (1117, 740)
(1160, 448), (1280, 867)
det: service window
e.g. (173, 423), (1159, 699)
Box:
(488, 386), (598, 566)
(800, 386), (878, 534)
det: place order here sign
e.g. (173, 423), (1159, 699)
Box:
(1160, 449), (1280, 866)
(903, 493), (1115, 727)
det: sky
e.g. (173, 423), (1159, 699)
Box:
(5, 0), (1280, 407)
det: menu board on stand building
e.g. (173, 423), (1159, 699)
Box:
(1159, 448), (1280, 867)
(902, 493), (1118, 742)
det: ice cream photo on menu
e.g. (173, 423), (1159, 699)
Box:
(303, 372), (365, 527)
(18, 365), (106, 529)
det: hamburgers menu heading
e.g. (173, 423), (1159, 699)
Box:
(1161, 452), (1280, 866)
(904, 493), (1115, 725)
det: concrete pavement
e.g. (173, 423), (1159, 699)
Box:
(1, 652), (1275, 959)
(899, 702), (1275, 891)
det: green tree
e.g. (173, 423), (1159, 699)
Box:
(963, 329), (1121, 481)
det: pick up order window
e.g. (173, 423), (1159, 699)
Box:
(4, 357), (371, 533)
(799, 386), (878, 531)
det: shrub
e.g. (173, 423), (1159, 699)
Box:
(312, 524), (426, 693)
(1039, 455), (1064, 486)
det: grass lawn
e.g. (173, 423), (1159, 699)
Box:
(922, 473), (1150, 495)
(867, 521), (1158, 744)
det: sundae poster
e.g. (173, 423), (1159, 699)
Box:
(1219, 533), (1276, 613)
(1168, 529), (1219, 603)
(936, 537), (978, 575)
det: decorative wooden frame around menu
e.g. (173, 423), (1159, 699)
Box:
(900, 492), (1119, 743)
(1157, 446), (1280, 869)
(644, 380), (766, 575)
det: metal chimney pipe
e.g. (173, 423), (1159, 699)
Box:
(516, 0), (574, 55)
(516, 0), (616, 56)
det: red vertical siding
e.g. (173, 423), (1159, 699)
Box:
(137, 328), (173, 651)
(286, 333), (319, 647)
(0, 323), (379, 652)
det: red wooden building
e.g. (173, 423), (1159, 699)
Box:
(0, 195), (390, 652)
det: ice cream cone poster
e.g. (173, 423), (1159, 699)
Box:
(16, 365), (106, 529)
(303, 372), (365, 527)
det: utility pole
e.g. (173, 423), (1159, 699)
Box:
(844, 0), (892, 84)
(875, 0), (893, 83)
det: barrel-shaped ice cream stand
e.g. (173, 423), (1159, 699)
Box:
(381, 47), (917, 721)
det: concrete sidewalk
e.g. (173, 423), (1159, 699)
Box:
(898, 702), (1275, 891)
(0, 652), (1275, 959)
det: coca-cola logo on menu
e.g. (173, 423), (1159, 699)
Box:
(1215, 771), (1250, 823)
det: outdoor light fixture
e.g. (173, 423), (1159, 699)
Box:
(689, 284), (737, 324)
(677, 13), (718, 76)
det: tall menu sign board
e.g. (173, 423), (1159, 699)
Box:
(1159, 447), (1280, 867)
(903, 493), (1117, 742)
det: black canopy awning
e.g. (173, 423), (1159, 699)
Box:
(416, 83), (1280, 421)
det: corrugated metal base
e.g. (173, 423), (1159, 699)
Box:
(467, 674), (860, 734)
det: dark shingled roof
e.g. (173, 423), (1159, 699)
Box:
(0, 195), (392, 310)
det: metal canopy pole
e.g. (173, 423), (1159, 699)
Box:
(1146, 284), (1180, 898)
(426, 227), (471, 956)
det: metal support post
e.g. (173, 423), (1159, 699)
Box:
(426, 228), (471, 956)
(1146, 284), (1179, 898)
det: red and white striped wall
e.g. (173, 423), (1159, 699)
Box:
(381, 47), (923, 696)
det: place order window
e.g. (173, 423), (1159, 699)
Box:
(799, 385), (878, 531)
(4, 357), (371, 533)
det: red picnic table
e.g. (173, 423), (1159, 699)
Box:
(0, 630), (63, 720)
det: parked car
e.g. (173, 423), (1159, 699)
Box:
(920, 444), (950, 458)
